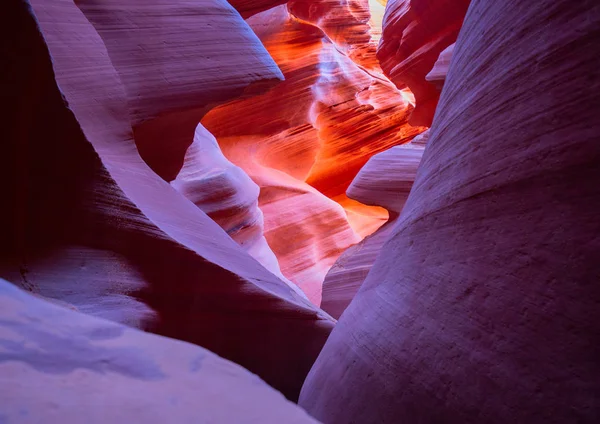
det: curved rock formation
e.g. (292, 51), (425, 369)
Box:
(0, 279), (318, 423)
(321, 141), (424, 318)
(301, 0), (600, 421)
(1, 0), (332, 401)
(346, 143), (424, 214)
(426, 43), (454, 90)
(171, 124), (286, 281)
(75, 0), (284, 181)
(377, 0), (471, 126)
(288, 0), (376, 70)
(203, 5), (426, 302)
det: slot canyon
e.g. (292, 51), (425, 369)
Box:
(1, 0), (599, 422)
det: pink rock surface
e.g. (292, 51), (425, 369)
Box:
(377, 0), (470, 126)
(76, 0), (284, 181)
(426, 43), (455, 90)
(301, 0), (600, 421)
(321, 142), (424, 318)
(1, 0), (332, 400)
(0, 279), (319, 423)
(171, 124), (287, 282)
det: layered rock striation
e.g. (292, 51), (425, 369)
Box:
(203, 4), (426, 303)
(377, 0), (471, 126)
(301, 0), (600, 421)
(171, 124), (287, 281)
(75, 0), (284, 182)
(321, 140), (425, 318)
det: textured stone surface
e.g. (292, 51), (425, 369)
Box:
(0, 279), (319, 423)
(301, 0), (600, 422)
(346, 143), (424, 214)
(288, 0), (378, 71)
(426, 43), (455, 90)
(321, 142), (424, 318)
(377, 0), (470, 126)
(76, 0), (284, 181)
(203, 5), (426, 302)
(171, 124), (287, 282)
(1, 0), (332, 401)
(319, 220), (395, 319)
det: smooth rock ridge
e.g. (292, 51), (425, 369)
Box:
(0, 278), (319, 424)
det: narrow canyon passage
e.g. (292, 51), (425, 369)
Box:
(201, 0), (429, 305)
(2, 0), (598, 423)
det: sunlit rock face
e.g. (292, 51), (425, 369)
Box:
(301, 0), (600, 422)
(287, 0), (383, 71)
(321, 140), (425, 318)
(378, 0), (471, 126)
(1, 0), (333, 401)
(171, 124), (287, 282)
(203, 4), (426, 304)
(0, 279), (319, 423)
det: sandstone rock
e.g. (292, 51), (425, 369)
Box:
(203, 5), (426, 302)
(76, 0), (284, 181)
(1, 0), (332, 400)
(319, 220), (395, 319)
(0, 278), (319, 423)
(321, 142), (424, 318)
(426, 43), (455, 90)
(228, 0), (288, 18)
(346, 143), (424, 215)
(288, 0), (377, 71)
(411, 128), (430, 146)
(300, 0), (600, 421)
(171, 124), (287, 283)
(377, 0), (471, 126)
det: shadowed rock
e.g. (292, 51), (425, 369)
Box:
(301, 0), (600, 421)
(0, 278), (319, 423)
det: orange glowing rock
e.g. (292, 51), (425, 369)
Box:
(288, 0), (376, 71)
(377, 0), (471, 126)
(203, 4), (426, 303)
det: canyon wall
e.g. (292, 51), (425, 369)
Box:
(321, 137), (425, 318)
(1, 0), (333, 401)
(377, 0), (470, 126)
(300, 0), (600, 422)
